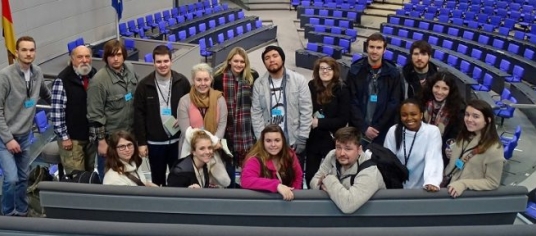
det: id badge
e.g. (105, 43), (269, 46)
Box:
(314, 111), (325, 119)
(161, 107), (172, 116)
(24, 99), (35, 108)
(124, 92), (133, 101)
(455, 159), (464, 170)
(370, 94), (378, 102)
(271, 108), (283, 116)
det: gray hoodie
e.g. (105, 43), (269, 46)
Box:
(0, 62), (51, 143)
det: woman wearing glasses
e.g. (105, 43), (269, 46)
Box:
(305, 57), (350, 188)
(103, 130), (157, 186)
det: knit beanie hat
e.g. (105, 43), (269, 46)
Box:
(262, 45), (285, 63)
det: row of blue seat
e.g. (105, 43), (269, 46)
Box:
(168, 13), (251, 43)
(119, 3), (230, 37)
(66, 37), (85, 54)
(293, 0), (372, 8)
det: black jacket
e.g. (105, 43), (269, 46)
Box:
(346, 58), (402, 143)
(306, 80), (350, 152)
(167, 155), (209, 188)
(402, 61), (438, 98)
(57, 65), (97, 141)
(133, 70), (190, 145)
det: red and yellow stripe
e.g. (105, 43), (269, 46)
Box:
(2, 0), (16, 56)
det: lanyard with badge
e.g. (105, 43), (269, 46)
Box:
(24, 77), (35, 108)
(402, 127), (418, 168)
(369, 68), (381, 103)
(156, 78), (172, 116)
(269, 74), (286, 124)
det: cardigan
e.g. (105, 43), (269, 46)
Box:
(310, 149), (386, 214)
(241, 151), (303, 192)
(445, 133), (504, 196)
(384, 122), (444, 189)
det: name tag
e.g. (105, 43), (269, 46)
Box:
(314, 111), (325, 119)
(271, 108), (283, 116)
(24, 99), (35, 108)
(124, 92), (132, 101)
(455, 159), (464, 170)
(161, 107), (171, 116)
(370, 94), (378, 102)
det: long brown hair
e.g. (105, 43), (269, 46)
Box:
(244, 125), (295, 186)
(214, 47), (254, 85)
(312, 57), (341, 105)
(456, 99), (501, 152)
(105, 130), (142, 174)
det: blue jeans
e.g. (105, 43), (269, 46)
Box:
(0, 133), (32, 216)
(148, 142), (179, 186)
(97, 154), (105, 181)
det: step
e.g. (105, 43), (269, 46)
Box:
(248, 3), (292, 10)
(364, 8), (396, 17)
(368, 3), (404, 11)
(373, 0), (410, 6)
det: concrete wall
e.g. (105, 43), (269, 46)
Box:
(0, 0), (174, 69)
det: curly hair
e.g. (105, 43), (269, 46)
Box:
(419, 70), (464, 122)
(312, 57), (341, 105)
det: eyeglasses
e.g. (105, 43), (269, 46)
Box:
(319, 67), (333, 72)
(117, 143), (134, 151)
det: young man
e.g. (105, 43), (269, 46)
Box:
(310, 127), (385, 214)
(87, 39), (139, 180)
(403, 40), (438, 98)
(134, 45), (190, 186)
(51, 45), (97, 174)
(346, 33), (402, 146)
(0, 36), (51, 216)
(251, 46), (312, 164)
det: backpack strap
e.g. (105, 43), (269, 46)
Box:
(350, 160), (376, 186)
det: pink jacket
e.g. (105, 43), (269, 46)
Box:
(241, 151), (303, 192)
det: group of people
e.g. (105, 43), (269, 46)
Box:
(0, 32), (505, 216)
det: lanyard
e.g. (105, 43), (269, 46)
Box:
(269, 76), (286, 110)
(370, 68), (381, 94)
(155, 78), (172, 106)
(193, 162), (205, 187)
(402, 127), (418, 167)
(445, 138), (479, 177)
(25, 79), (32, 99)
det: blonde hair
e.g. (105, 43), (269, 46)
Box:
(190, 130), (213, 151)
(214, 47), (254, 85)
(191, 63), (213, 82)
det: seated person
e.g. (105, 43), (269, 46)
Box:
(103, 130), (157, 186)
(168, 128), (230, 188)
(241, 125), (303, 201)
(444, 99), (504, 198)
(384, 98), (443, 191)
(310, 127), (386, 214)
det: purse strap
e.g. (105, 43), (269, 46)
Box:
(125, 172), (145, 186)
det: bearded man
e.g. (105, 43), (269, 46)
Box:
(51, 45), (98, 174)
(402, 40), (438, 99)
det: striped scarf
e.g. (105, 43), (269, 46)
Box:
(424, 100), (450, 135)
(223, 70), (255, 159)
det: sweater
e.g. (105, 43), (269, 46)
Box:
(310, 149), (386, 214)
(103, 160), (147, 186)
(0, 62), (51, 143)
(445, 133), (504, 196)
(241, 151), (303, 192)
(384, 122), (444, 189)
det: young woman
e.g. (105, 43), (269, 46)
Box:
(167, 129), (228, 188)
(241, 125), (303, 201)
(213, 47), (259, 187)
(384, 98), (443, 191)
(444, 99), (504, 198)
(178, 63), (227, 156)
(419, 71), (465, 166)
(305, 57), (350, 188)
(103, 130), (157, 186)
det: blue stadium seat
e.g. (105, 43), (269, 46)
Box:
(462, 30), (474, 41)
(404, 19), (415, 27)
(307, 42), (319, 52)
(145, 15), (158, 28)
(346, 29), (358, 42)
(447, 27), (459, 37)
(503, 18), (516, 30)
(471, 73), (492, 91)
(477, 35), (490, 45)
(218, 17), (225, 25)
(339, 39), (351, 53)
(441, 40), (453, 50)
(217, 33), (225, 44)
(398, 29), (409, 38)
(325, 19), (335, 26)
(209, 20), (216, 29)
(256, 20), (262, 29)
(492, 39), (505, 50)
(494, 96), (517, 127)
(470, 48), (483, 60)
(319, 9), (328, 16)
(246, 23), (252, 32)
(484, 54), (497, 67)
(236, 26), (244, 35)
(238, 11), (245, 19)
(352, 54), (362, 62)
(438, 15), (449, 23)
(323, 46), (334, 57)
(144, 53), (153, 62)
(118, 23), (134, 37)
(396, 54), (407, 66)
(309, 17), (320, 25)
(498, 27), (510, 37)
(333, 10), (343, 18)
(314, 25), (326, 32)
(389, 17), (400, 25)
(177, 15), (185, 24)
(178, 30), (187, 41)
(428, 36), (439, 45)
(171, 8), (179, 18)
(412, 32), (423, 40)
(424, 13), (435, 20)
(507, 43), (520, 54)
(384, 50), (394, 61)
(228, 14), (235, 22)
(323, 36), (335, 46)
(432, 24), (444, 33)
(154, 12), (163, 23)
(434, 50), (445, 61)
(447, 55), (459, 68)
(452, 18), (463, 26)
(168, 34), (176, 42)
(137, 17), (151, 31)
(467, 20), (479, 29)
(391, 38), (402, 47)
(158, 21), (169, 35)
(418, 22), (430, 30)
(339, 20), (350, 29)
(162, 10), (170, 21)
(482, 24), (494, 33)
(499, 59), (511, 73)
(514, 31), (525, 40)
(199, 38), (212, 62)
(460, 60), (471, 74)
(67, 41), (77, 54)
(331, 27), (342, 35)
(456, 44), (468, 54)
(227, 29), (234, 39)
(524, 48), (535, 60)
(505, 65), (524, 83)
(188, 26), (196, 37)
(472, 66), (483, 81)
(382, 26), (394, 35)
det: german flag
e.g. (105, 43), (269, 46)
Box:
(2, 0), (16, 57)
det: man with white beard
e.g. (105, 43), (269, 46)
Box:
(51, 45), (97, 174)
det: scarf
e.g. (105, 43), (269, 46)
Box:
(424, 100), (450, 135)
(223, 70), (255, 156)
(189, 87), (222, 134)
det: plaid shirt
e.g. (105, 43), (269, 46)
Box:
(51, 78), (69, 140)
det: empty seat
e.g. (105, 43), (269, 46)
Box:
(227, 29), (234, 39)
(418, 22), (430, 30)
(456, 44), (468, 54)
(432, 24), (444, 33)
(507, 43), (520, 54)
(144, 53), (153, 62)
(404, 19), (415, 27)
(314, 25), (326, 32)
(246, 23), (252, 32)
(382, 26), (394, 35)
(310, 17), (320, 25)
(484, 54), (497, 67)
(137, 17), (151, 31)
(218, 17), (225, 25)
(331, 27), (342, 35)
(323, 46), (334, 57)
(412, 32), (423, 40)
(391, 38), (402, 47)
(472, 66), (483, 81)
(441, 40), (453, 50)
(168, 34), (176, 42)
(217, 33), (225, 44)
(209, 20), (216, 29)
(384, 50), (394, 61)
(306, 42), (319, 52)
(396, 54), (407, 66)
(188, 26), (196, 37)
(477, 35), (490, 45)
(447, 55), (459, 68)
(433, 50), (445, 61)
(470, 49), (483, 60)
(178, 30), (187, 41)
(498, 27), (510, 37)
(492, 39), (504, 50)
(499, 59), (511, 73)
(199, 23), (207, 32)
(428, 36), (439, 45)
(389, 17), (400, 25)
(398, 29), (409, 38)
(236, 26), (244, 35)
(339, 20), (350, 29)
(325, 19), (335, 26)
(471, 73), (493, 92)
(228, 14), (235, 22)
(323, 36), (335, 46)
(339, 39), (351, 53)
(352, 54), (362, 62)
(460, 60), (471, 74)
(524, 48), (535, 60)
(447, 27), (459, 37)
(514, 31), (525, 40)
(505, 65), (524, 83)
(482, 24), (494, 33)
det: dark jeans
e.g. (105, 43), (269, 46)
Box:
(148, 142), (179, 186)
